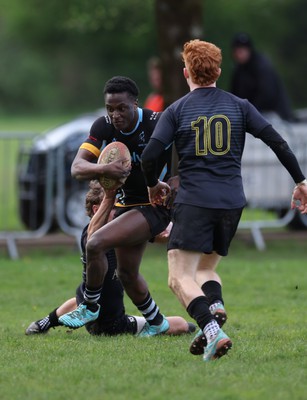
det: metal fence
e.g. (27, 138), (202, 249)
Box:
(0, 131), (89, 259)
(240, 114), (307, 249)
(1, 114), (307, 258)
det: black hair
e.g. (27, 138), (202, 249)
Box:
(231, 32), (253, 49)
(103, 76), (139, 99)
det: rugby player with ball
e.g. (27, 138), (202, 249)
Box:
(59, 76), (177, 337)
(26, 180), (195, 337)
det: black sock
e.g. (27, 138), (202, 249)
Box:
(84, 286), (102, 312)
(48, 308), (60, 327)
(186, 296), (212, 331)
(36, 308), (59, 332)
(83, 302), (100, 312)
(125, 316), (138, 334)
(201, 281), (224, 305)
(135, 292), (163, 326)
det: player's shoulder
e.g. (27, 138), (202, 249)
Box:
(216, 88), (249, 106)
(90, 114), (114, 138)
(142, 108), (161, 122)
(141, 108), (161, 132)
(91, 114), (112, 129)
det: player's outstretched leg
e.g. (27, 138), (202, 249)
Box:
(25, 320), (49, 335)
(25, 308), (60, 335)
(59, 303), (100, 329)
(137, 315), (170, 337)
(189, 302), (227, 355)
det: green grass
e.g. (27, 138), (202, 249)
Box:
(0, 238), (306, 400)
(1, 115), (306, 398)
(0, 114), (80, 133)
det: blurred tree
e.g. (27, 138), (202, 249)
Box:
(0, 0), (157, 113)
(0, 0), (306, 114)
(154, 0), (203, 175)
(155, 0), (203, 107)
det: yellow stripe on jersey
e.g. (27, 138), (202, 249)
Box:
(115, 202), (151, 207)
(80, 143), (101, 158)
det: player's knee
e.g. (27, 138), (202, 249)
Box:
(117, 269), (138, 286)
(168, 274), (181, 295)
(86, 234), (103, 255)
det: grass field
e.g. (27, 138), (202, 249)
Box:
(1, 114), (306, 399)
(1, 237), (306, 400)
(0, 114), (80, 133)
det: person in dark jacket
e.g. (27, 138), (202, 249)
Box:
(230, 32), (295, 122)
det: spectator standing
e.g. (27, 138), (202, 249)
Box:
(143, 57), (165, 112)
(230, 32), (295, 122)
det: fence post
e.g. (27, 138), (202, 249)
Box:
(0, 132), (55, 258)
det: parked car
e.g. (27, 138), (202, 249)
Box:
(18, 109), (105, 231)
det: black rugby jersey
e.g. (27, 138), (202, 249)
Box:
(148, 87), (275, 209)
(81, 108), (171, 205)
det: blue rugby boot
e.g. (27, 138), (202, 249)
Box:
(203, 329), (232, 362)
(189, 303), (227, 356)
(137, 316), (169, 337)
(59, 303), (100, 329)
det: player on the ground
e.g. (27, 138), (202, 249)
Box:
(141, 39), (307, 361)
(26, 180), (195, 336)
(58, 76), (173, 336)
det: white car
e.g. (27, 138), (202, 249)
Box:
(18, 110), (105, 232)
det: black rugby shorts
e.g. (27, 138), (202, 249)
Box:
(167, 203), (243, 256)
(114, 204), (171, 239)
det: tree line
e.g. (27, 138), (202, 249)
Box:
(0, 0), (306, 114)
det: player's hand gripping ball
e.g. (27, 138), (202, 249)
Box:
(97, 142), (131, 190)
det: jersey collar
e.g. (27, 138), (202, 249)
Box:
(120, 107), (143, 135)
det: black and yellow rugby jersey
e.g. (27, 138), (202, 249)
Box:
(80, 108), (172, 206)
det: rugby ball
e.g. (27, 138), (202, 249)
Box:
(97, 142), (131, 189)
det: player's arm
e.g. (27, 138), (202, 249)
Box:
(71, 148), (130, 182)
(71, 148), (100, 180)
(259, 125), (305, 184)
(141, 138), (171, 205)
(87, 189), (117, 239)
(141, 138), (166, 185)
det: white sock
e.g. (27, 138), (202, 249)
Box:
(209, 302), (224, 313)
(133, 316), (146, 335)
(204, 320), (220, 343)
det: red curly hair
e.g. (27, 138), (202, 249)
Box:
(182, 39), (222, 86)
